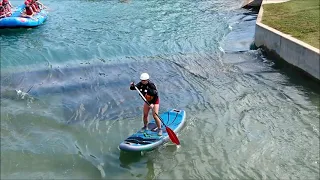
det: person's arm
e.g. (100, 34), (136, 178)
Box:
(30, 8), (35, 16)
(21, 11), (35, 19)
(5, 11), (11, 16)
(21, 13), (31, 18)
(33, 4), (40, 12)
(130, 82), (141, 90)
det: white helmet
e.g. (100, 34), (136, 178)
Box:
(140, 73), (150, 80)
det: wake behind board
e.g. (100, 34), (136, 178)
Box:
(119, 109), (186, 152)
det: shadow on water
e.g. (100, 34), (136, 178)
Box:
(1, 63), (118, 123)
(119, 150), (155, 179)
(259, 48), (320, 94)
(0, 25), (46, 35)
(1, 57), (190, 124)
(234, 6), (320, 95)
(119, 151), (143, 169)
(223, 6), (320, 107)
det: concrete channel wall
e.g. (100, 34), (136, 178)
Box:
(242, 0), (262, 8)
(242, 0), (320, 80)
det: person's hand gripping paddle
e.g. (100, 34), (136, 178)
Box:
(134, 85), (180, 145)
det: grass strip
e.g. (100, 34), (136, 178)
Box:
(262, 0), (319, 49)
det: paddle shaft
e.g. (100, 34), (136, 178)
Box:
(134, 86), (167, 128)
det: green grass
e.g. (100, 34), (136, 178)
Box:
(262, 0), (319, 49)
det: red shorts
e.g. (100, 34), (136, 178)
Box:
(147, 98), (159, 105)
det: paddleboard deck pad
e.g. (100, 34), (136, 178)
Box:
(119, 109), (186, 152)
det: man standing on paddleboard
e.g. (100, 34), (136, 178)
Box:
(130, 73), (162, 136)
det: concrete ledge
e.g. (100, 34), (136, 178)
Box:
(243, 0), (290, 7)
(242, 0), (262, 8)
(253, 0), (320, 80)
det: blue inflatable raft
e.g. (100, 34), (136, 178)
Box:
(0, 5), (48, 28)
(119, 109), (186, 152)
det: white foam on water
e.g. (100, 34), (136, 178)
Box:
(16, 89), (29, 99)
(97, 163), (106, 178)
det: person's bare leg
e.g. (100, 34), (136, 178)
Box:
(152, 104), (162, 135)
(142, 103), (150, 129)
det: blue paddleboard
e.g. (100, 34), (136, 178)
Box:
(119, 109), (186, 152)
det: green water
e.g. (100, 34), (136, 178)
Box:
(1, 0), (319, 179)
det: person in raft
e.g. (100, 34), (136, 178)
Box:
(130, 73), (162, 136)
(0, 2), (5, 18)
(31, 0), (40, 13)
(0, 1), (11, 18)
(2, 0), (13, 17)
(35, 0), (47, 10)
(21, 0), (35, 18)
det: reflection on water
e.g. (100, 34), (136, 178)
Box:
(119, 151), (155, 180)
(119, 151), (143, 169)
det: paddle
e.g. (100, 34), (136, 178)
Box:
(134, 85), (180, 145)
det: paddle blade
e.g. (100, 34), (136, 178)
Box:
(166, 127), (180, 145)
